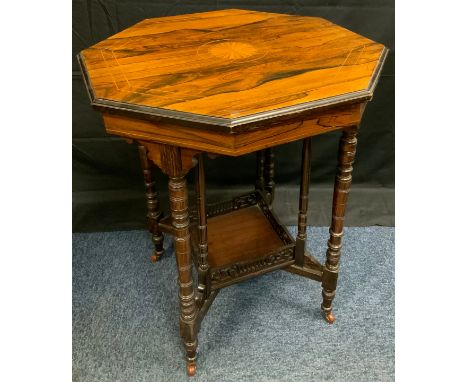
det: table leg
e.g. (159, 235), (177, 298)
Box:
(165, 149), (198, 376)
(321, 127), (358, 324)
(138, 145), (164, 262)
(255, 149), (265, 192)
(264, 148), (275, 205)
(295, 137), (312, 267)
(195, 153), (210, 299)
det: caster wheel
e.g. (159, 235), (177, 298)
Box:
(150, 249), (164, 263)
(324, 311), (335, 324)
(187, 362), (196, 377)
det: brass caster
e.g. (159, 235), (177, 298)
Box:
(324, 311), (335, 324)
(187, 362), (196, 377)
(150, 251), (163, 263)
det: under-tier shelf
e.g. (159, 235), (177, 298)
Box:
(190, 192), (295, 289)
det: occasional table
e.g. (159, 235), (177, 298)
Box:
(78, 9), (387, 376)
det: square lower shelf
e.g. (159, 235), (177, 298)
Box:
(190, 192), (295, 289)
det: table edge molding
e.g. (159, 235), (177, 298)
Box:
(77, 47), (388, 131)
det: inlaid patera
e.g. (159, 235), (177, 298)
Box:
(78, 9), (387, 129)
(205, 41), (260, 61)
(77, 8), (388, 376)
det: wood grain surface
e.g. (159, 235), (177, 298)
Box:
(103, 102), (362, 156)
(79, 9), (387, 127)
(204, 205), (284, 268)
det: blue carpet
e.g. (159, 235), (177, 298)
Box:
(73, 227), (394, 381)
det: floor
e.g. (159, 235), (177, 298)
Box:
(73, 226), (394, 382)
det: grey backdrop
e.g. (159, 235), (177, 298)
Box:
(72, 0), (395, 232)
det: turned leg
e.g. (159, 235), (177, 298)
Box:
(264, 148), (275, 205)
(138, 145), (164, 262)
(166, 149), (198, 376)
(295, 138), (312, 267)
(255, 149), (265, 192)
(195, 153), (210, 299)
(321, 127), (358, 324)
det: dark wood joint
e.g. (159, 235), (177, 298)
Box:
(139, 141), (199, 177)
(157, 216), (176, 236)
(294, 239), (306, 267)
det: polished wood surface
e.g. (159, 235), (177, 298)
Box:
(188, 191), (295, 290)
(165, 149), (198, 374)
(321, 126), (358, 323)
(206, 206), (283, 268)
(103, 102), (363, 156)
(79, 9), (386, 128)
(77, 9), (387, 376)
(140, 141), (199, 175)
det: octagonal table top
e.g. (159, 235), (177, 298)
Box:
(78, 9), (387, 131)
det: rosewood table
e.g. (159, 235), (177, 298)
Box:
(78, 9), (387, 376)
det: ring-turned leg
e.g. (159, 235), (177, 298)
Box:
(255, 150), (265, 192)
(295, 138), (312, 267)
(138, 145), (164, 262)
(195, 153), (210, 299)
(255, 148), (275, 205)
(166, 149), (198, 376)
(264, 148), (275, 205)
(321, 127), (358, 324)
